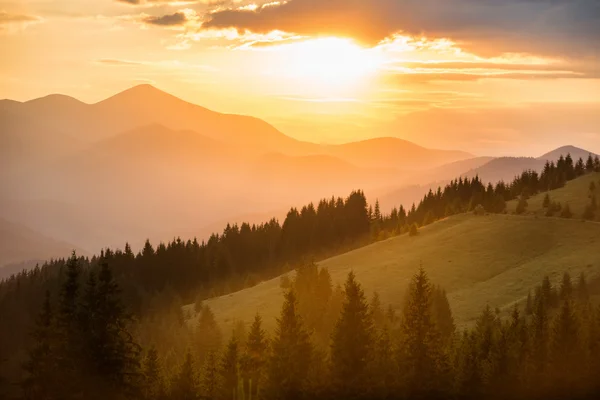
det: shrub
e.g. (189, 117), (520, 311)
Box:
(561, 203), (573, 218)
(473, 204), (485, 216)
(409, 223), (419, 237)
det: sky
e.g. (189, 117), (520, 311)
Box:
(1, 0), (600, 155)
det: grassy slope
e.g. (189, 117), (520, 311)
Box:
(507, 172), (600, 220)
(185, 173), (600, 333)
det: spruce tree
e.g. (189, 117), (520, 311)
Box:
(370, 291), (385, 330)
(240, 314), (268, 399)
(92, 261), (142, 396)
(399, 268), (447, 397)
(371, 326), (396, 398)
(172, 350), (199, 400)
(576, 272), (590, 304)
(200, 351), (220, 400)
(197, 305), (223, 362)
(142, 346), (166, 400)
(265, 290), (312, 400)
(431, 286), (455, 343)
(330, 272), (374, 397)
(220, 337), (239, 400)
(550, 300), (582, 392)
(543, 193), (551, 208)
(559, 272), (573, 301)
(22, 291), (59, 399)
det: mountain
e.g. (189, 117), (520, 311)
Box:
(0, 217), (82, 269)
(1, 85), (318, 157)
(462, 145), (599, 184)
(326, 137), (473, 171)
(538, 145), (598, 161)
(1, 85), (477, 253)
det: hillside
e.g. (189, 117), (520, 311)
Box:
(185, 210), (600, 333)
(326, 137), (473, 171)
(0, 217), (81, 269)
(507, 171), (600, 219)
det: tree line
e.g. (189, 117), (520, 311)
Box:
(17, 256), (600, 400)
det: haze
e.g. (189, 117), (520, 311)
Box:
(1, 0), (600, 155)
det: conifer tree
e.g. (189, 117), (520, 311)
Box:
(200, 351), (220, 400)
(265, 290), (312, 400)
(55, 252), (84, 397)
(559, 272), (573, 301)
(560, 203), (573, 218)
(431, 286), (455, 343)
(173, 351), (199, 400)
(454, 331), (484, 400)
(22, 291), (59, 399)
(371, 326), (396, 398)
(370, 291), (385, 330)
(91, 261), (142, 396)
(220, 336), (239, 400)
(142, 347), (166, 400)
(399, 268), (447, 397)
(531, 294), (549, 375)
(525, 291), (533, 315)
(330, 272), (374, 397)
(550, 300), (582, 391)
(240, 314), (268, 399)
(543, 193), (551, 208)
(408, 223), (419, 237)
(197, 305), (223, 362)
(576, 272), (590, 304)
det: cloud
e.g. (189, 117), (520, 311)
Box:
(0, 12), (39, 23)
(0, 11), (42, 33)
(201, 0), (600, 58)
(143, 11), (187, 25)
(95, 59), (144, 66)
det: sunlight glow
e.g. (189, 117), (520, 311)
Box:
(266, 37), (384, 90)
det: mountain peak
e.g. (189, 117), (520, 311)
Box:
(538, 145), (597, 160)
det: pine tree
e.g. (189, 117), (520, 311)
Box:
(586, 154), (595, 172)
(516, 196), (528, 214)
(531, 294), (549, 375)
(142, 347), (166, 400)
(173, 350), (199, 400)
(576, 272), (590, 304)
(559, 272), (573, 301)
(399, 268), (447, 397)
(197, 305), (223, 362)
(330, 272), (374, 397)
(22, 291), (59, 399)
(55, 252), (84, 397)
(91, 261), (142, 396)
(409, 223), (419, 237)
(543, 193), (551, 208)
(431, 286), (455, 343)
(525, 291), (533, 315)
(220, 337), (239, 400)
(454, 331), (484, 400)
(200, 351), (220, 400)
(560, 203), (573, 218)
(550, 300), (582, 392)
(265, 290), (312, 400)
(370, 326), (396, 398)
(370, 291), (385, 330)
(240, 314), (268, 399)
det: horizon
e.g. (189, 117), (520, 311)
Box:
(3, 82), (599, 158)
(2, 0), (600, 155)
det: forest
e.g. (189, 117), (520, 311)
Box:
(1, 152), (600, 399)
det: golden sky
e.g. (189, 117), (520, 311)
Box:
(1, 0), (600, 155)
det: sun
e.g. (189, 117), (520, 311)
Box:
(264, 37), (384, 95)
